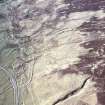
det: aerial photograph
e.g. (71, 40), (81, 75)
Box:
(0, 0), (105, 105)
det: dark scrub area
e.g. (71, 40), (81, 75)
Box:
(0, 0), (4, 3)
(76, 9), (105, 105)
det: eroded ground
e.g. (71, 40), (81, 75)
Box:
(0, 0), (105, 105)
